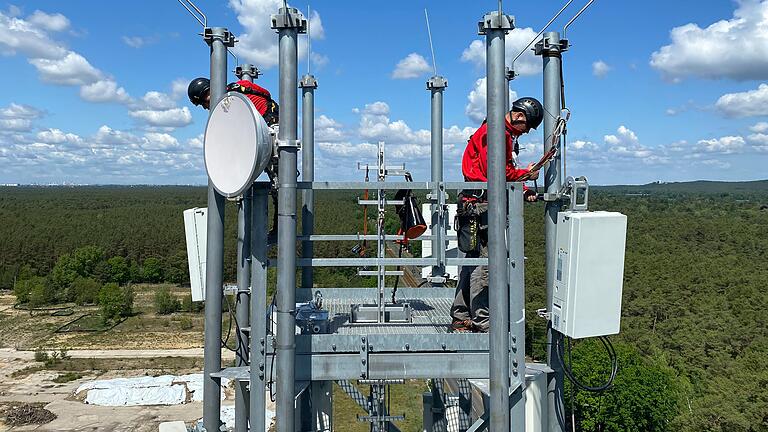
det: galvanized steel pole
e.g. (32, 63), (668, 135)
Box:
(300, 74), (317, 290)
(538, 31), (566, 432)
(250, 186), (269, 432)
(202, 26), (233, 432)
(508, 183), (527, 430)
(272, 8), (306, 432)
(427, 76), (447, 286)
(234, 64), (256, 369)
(479, 11), (514, 432)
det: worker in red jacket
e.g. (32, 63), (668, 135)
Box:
(451, 97), (543, 333)
(187, 77), (279, 126)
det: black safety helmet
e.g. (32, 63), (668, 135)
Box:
(188, 77), (210, 106)
(511, 97), (544, 131)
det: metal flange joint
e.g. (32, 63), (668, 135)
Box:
(203, 27), (236, 48)
(299, 74), (318, 89)
(271, 7), (308, 33)
(426, 75), (448, 91)
(477, 12), (514, 35)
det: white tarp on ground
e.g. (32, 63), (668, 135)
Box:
(198, 405), (276, 431)
(75, 373), (230, 406)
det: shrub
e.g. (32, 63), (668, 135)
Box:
(104, 256), (130, 285)
(154, 287), (181, 315)
(182, 294), (204, 313)
(34, 349), (49, 363)
(98, 283), (134, 323)
(179, 317), (194, 330)
(69, 277), (101, 305)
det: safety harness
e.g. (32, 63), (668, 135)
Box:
(227, 82), (280, 126)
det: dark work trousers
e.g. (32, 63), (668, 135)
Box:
(450, 245), (489, 332)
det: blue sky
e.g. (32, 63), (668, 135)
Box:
(1, 0), (767, 185)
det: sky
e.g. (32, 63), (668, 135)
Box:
(0, 0), (767, 185)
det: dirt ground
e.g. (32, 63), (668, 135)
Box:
(0, 348), (239, 432)
(0, 285), (210, 351)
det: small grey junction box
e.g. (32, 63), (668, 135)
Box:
(550, 211), (627, 339)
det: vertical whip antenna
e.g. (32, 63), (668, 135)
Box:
(424, 9), (437, 76)
(307, 4), (312, 75)
(176, 0), (207, 28)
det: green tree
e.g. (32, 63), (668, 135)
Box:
(104, 256), (130, 285)
(154, 286), (181, 315)
(69, 276), (101, 305)
(142, 257), (163, 283)
(98, 283), (134, 323)
(13, 276), (47, 304)
(566, 341), (686, 432)
(71, 246), (105, 278)
(28, 280), (54, 308)
(163, 252), (189, 284)
(50, 253), (78, 297)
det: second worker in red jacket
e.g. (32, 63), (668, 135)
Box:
(187, 77), (280, 126)
(451, 97), (544, 333)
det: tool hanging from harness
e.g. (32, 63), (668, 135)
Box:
(391, 172), (426, 304)
(227, 82), (280, 126)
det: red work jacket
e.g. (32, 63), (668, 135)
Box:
(229, 80), (271, 116)
(462, 119), (530, 182)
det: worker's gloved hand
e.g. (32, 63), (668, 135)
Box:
(524, 189), (538, 202)
(525, 163), (539, 181)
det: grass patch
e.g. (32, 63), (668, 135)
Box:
(333, 380), (426, 432)
(52, 372), (83, 383)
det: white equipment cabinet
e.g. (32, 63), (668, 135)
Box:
(550, 211), (627, 339)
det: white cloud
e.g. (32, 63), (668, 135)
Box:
(36, 128), (83, 146)
(122, 36), (157, 49)
(80, 79), (132, 104)
(188, 134), (204, 150)
(650, 1), (768, 81)
(318, 141), (377, 158)
(129, 107), (193, 128)
(461, 27), (541, 76)
(0, 118), (34, 131)
(715, 84), (768, 117)
(747, 133), (768, 152)
(29, 52), (102, 85)
(603, 126), (662, 162)
(27, 10), (70, 32)
(94, 125), (141, 146)
(465, 77), (518, 123)
(392, 53), (432, 79)
(141, 91), (177, 110)
(315, 115), (345, 142)
(142, 133), (180, 151)
(228, 0), (325, 69)
(749, 122), (768, 133)
(592, 60), (611, 78)
(1, 103), (43, 119)
(0, 11), (68, 59)
(695, 136), (745, 154)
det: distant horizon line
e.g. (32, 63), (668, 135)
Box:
(1, 179), (767, 188)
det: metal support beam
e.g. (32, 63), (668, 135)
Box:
(272, 8), (307, 432)
(427, 76), (447, 287)
(300, 74), (318, 290)
(250, 187), (269, 432)
(479, 10), (514, 432)
(508, 184), (526, 430)
(536, 31), (567, 432)
(202, 26), (234, 432)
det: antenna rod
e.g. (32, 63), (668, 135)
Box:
(563, 0), (595, 38)
(511, 0), (574, 67)
(424, 9), (437, 75)
(176, 0), (207, 27)
(307, 4), (312, 75)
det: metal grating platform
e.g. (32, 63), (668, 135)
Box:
(323, 296), (454, 335)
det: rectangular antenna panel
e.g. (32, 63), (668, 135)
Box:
(183, 207), (207, 302)
(550, 211), (627, 339)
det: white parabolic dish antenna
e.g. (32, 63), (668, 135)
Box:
(204, 92), (272, 198)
